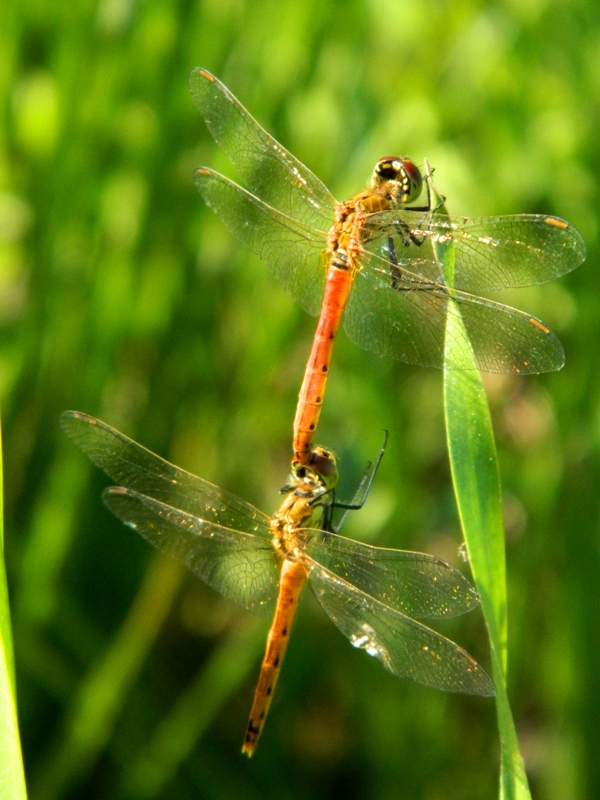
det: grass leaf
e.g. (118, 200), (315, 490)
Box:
(430, 167), (532, 799)
(0, 418), (28, 799)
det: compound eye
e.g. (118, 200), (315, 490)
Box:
(309, 448), (337, 478)
(401, 158), (423, 201)
(374, 156), (423, 203)
(374, 156), (401, 180)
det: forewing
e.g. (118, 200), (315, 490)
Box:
(60, 411), (272, 537)
(364, 211), (586, 292)
(104, 487), (279, 618)
(189, 68), (336, 231)
(306, 559), (495, 696)
(297, 529), (478, 618)
(343, 257), (565, 373)
(194, 168), (326, 315)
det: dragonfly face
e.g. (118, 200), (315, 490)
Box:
(371, 156), (423, 206)
(295, 445), (338, 486)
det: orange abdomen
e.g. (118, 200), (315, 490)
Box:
(242, 558), (308, 756)
(293, 265), (354, 463)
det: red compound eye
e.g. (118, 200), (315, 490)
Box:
(309, 450), (336, 478)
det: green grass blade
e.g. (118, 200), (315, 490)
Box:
(0, 419), (28, 799)
(430, 167), (532, 798)
(444, 364), (530, 799)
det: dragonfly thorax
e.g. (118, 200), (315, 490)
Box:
(271, 481), (331, 549)
(371, 156), (423, 205)
(272, 446), (338, 543)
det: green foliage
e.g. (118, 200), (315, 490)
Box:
(430, 175), (530, 797)
(445, 314), (530, 800)
(1, 0), (598, 799)
(431, 170), (529, 797)
(0, 420), (28, 799)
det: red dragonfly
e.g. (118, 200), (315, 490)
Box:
(61, 411), (495, 756)
(189, 68), (585, 463)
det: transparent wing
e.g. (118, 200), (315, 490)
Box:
(103, 487), (279, 618)
(194, 168), (326, 316)
(60, 411), (273, 537)
(364, 211), (586, 292)
(189, 68), (336, 231)
(343, 256), (565, 373)
(306, 558), (495, 696)
(297, 529), (478, 619)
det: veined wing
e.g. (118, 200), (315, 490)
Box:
(194, 168), (326, 316)
(189, 68), (336, 232)
(103, 488), (280, 618)
(305, 558), (495, 696)
(363, 211), (586, 292)
(296, 529), (478, 619)
(60, 411), (273, 537)
(343, 256), (565, 373)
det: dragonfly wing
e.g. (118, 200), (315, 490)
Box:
(189, 68), (336, 231)
(343, 258), (565, 373)
(103, 487), (280, 618)
(194, 168), (326, 316)
(365, 211), (586, 292)
(60, 411), (273, 537)
(305, 558), (495, 696)
(297, 529), (478, 618)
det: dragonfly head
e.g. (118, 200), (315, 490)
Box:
(372, 156), (423, 205)
(291, 446), (339, 492)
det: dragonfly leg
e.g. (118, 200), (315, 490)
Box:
(331, 432), (388, 532)
(390, 161), (446, 252)
(386, 234), (439, 294)
(423, 158), (446, 212)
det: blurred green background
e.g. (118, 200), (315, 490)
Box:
(2, 0), (598, 797)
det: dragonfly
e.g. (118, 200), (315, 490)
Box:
(61, 410), (495, 756)
(189, 68), (586, 463)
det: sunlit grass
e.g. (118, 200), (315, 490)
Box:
(0, 418), (28, 799)
(435, 176), (532, 798)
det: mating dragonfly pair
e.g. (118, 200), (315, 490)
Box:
(63, 69), (585, 756)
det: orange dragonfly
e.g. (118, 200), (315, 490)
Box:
(189, 68), (586, 464)
(61, 411), (495, 756)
